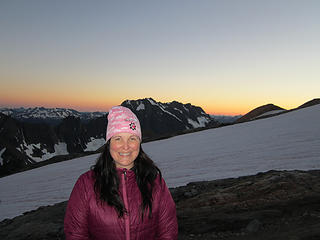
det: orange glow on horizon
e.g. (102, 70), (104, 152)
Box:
(0, 100), (307, 116)
(203, 106), (247, 116)
(1, 90), (316, 116)
(0, 94), (117, 112)
(1, 95), (246, 115)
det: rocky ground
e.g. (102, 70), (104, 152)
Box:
(1, 169), (320, 240)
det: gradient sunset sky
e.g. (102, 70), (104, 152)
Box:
(1, 0), (319, 115)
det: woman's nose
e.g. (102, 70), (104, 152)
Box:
(122, 141), (129, 149)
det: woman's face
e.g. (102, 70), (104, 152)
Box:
(109, 132), (140, 169)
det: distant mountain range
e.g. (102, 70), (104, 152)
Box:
(0, 107), (106, 124)
(211, 115), (242, 124)
(0, 105), (239, 125)
(0, 98), (219, 176)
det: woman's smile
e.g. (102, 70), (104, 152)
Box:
(119, 152), (130, 156)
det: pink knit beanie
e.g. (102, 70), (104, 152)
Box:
(106, 106), (142, 142)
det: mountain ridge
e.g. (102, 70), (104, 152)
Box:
(1, 98), (319, 177)
(235, 104), (286, 123)
(0, 98), (218, 177)
(0, 107), (106, 124)
(235, 98), (320, 124)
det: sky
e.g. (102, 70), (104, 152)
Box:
(0, 0), (319, 115)
(1, 103), (319, 221)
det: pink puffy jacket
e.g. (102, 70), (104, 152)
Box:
(64, 168), (178, 240)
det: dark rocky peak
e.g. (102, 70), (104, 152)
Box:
(122, 98), (169, 113)
(111, 98), (217, 141)
(167, 101), (211, 123)
(0, 115), (38, 176)
(123, 98), (208, 117)
(56, 117), (86, 153)
(121, 98), (186, 139)
(121, 98), (218, 140)
(0, 114), (106, 177)
(0, 114), (24, 148)
(85, 115), (107, 139)
(167, 101), (200, 116)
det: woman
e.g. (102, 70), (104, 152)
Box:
(64, 106), (178, 240)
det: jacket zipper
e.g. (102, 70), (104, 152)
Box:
(122, 169), (130, 240)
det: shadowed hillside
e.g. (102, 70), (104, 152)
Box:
(297, 98), (320, 109)
(235, 104), (285, 123)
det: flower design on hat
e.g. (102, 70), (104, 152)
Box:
(129, 122), (136, 130)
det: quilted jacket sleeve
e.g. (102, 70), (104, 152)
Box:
(64, 173), (91, 240)
(156, 177), (178, 240)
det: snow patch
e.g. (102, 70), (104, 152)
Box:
(19, 141), (69, 162)
(24, 142), (41, 161)
(188, 116), (209, 128)
(147, 98), (157, 105)
(0, 148), (6, 165)
(197, 116), (209, 127)
(157, 104), (182, 122)
(85, 138), (105, 151)
(136, 103), (145, 111)
(255, 110), (286, 119)
(174, 108), (183, 114)
(188, 118), (200, 128)
(183, 105), (189, 112)
(54, 142), (69, 156)
(145, 99), (182, 122)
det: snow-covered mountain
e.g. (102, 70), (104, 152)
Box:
(0, 103), (319, 221)
(0, 107), (106, 123)
(0, 113), (107, 174)
(122, 98), (218, 139)
(0, 99), (218, 176)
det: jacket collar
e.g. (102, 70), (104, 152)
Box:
(116, 167), (135, 179)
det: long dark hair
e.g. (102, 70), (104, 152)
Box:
(92, 141), (161, 218)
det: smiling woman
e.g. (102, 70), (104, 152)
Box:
(110, 133), (141, 169)
(64, 106), (178, 240)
